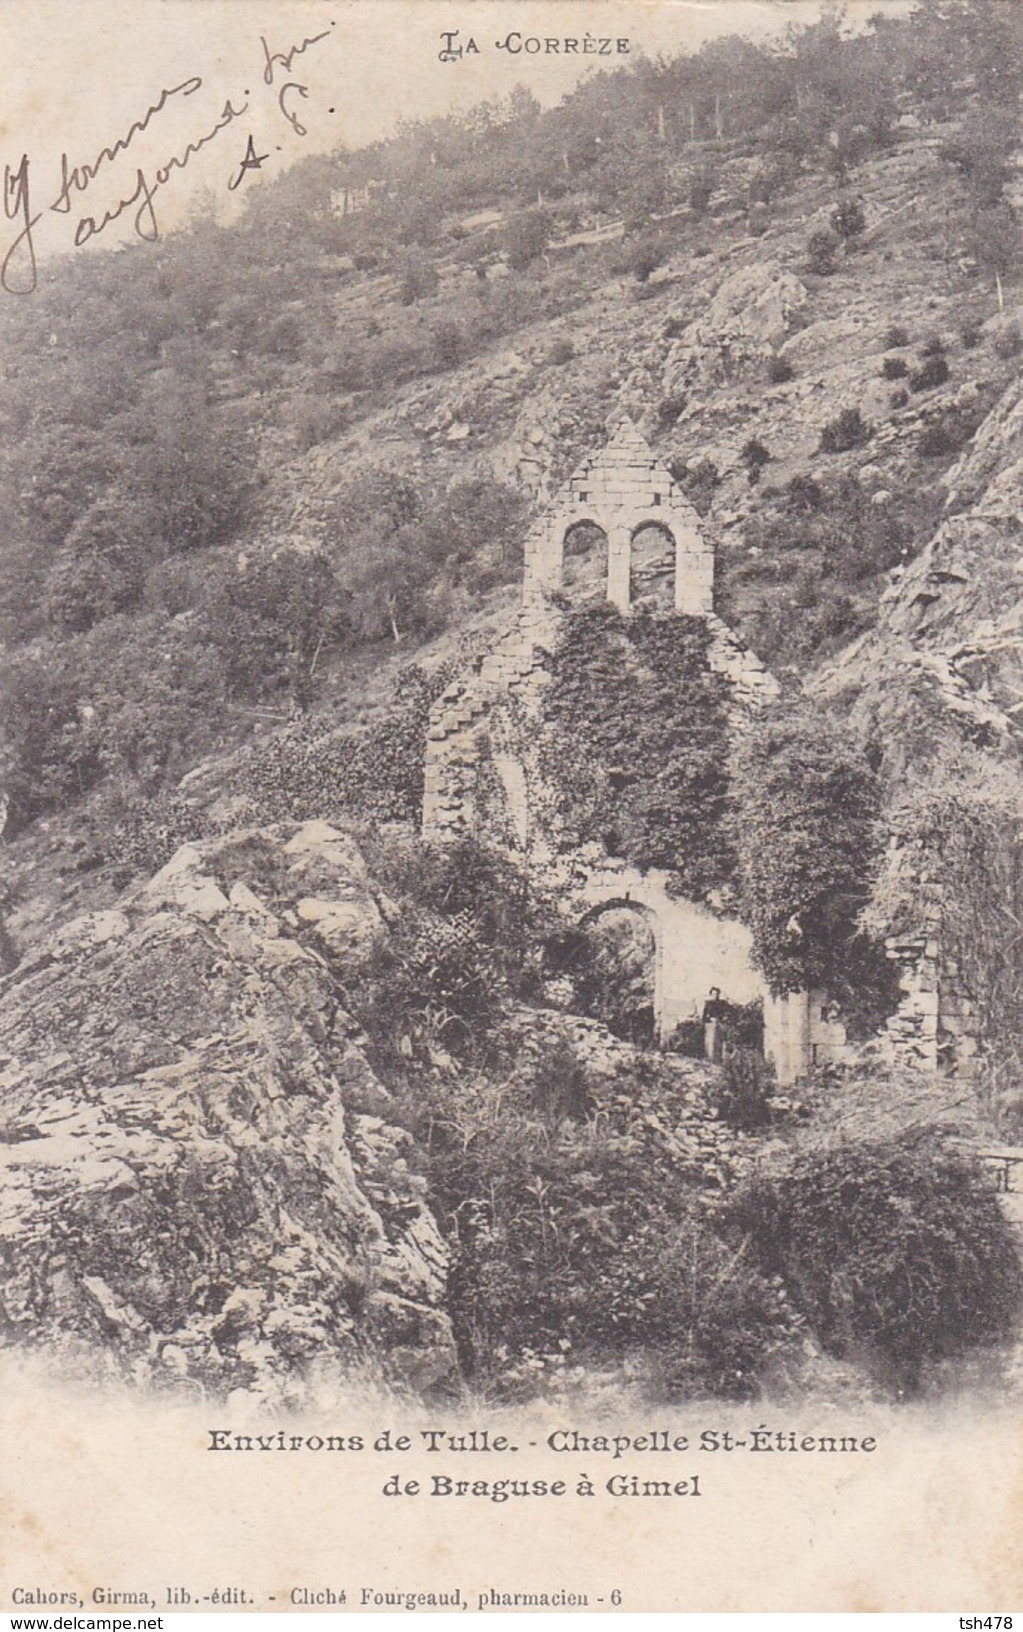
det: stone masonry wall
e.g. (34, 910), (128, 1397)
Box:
(883, 931), (979, 1073)
(523, 419), (714, 615)
(422, 599), (561, 842)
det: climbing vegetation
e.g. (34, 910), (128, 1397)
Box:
(540, 606), (735, 900)
(729, 700), (893, 1026)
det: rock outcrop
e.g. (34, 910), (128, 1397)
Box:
(0, 822), (456, 1403)
(814, 372), (1023, 775)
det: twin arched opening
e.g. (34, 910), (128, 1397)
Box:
(557, 518), (678, 613)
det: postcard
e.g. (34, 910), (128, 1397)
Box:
(2, 0), (1023, 1613)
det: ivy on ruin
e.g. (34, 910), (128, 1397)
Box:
(539, 605), (736, 900)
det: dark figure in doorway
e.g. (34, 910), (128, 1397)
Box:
(702, 986), (729, 1063)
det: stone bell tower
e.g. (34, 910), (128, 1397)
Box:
(521, 418), (714, 616)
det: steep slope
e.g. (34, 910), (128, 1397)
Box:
(0, 821), (455, 1402)
(814, 364), (1023, 774)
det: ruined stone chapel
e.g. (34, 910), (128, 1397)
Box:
(422, 419), (852, 1086)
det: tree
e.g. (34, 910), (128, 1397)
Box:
(504, 208), (552, 271)
(397, 252), (439, 306)
(324, 472), (528, 645)
(42, 493), (160, 634)
(730, 700), (884, 1010)
(200, 548), (351, 707)
(965, 202), (1022, 306)
(131, 383), (254, 553)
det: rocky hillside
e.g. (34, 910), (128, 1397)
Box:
(0, 822), (455, 1402)
(815, 369), (1023, 774)
(7, 104), (1023, 946)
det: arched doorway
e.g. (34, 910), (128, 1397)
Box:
(630, 522), (675, 612)
(562, 521), (608, 603)
(549, 901), (659, 1045)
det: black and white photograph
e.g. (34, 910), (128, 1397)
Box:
(1, 0), (1022, 1613)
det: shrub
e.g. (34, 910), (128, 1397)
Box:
(960, 320), (983, 350)
(748, 202), (771, 237)
(351, 837), (553, 1072)
(657, 394), (686, 430)
(548, 337), (575, 366)
(402, 1058), (794, 1398)
(43, 540), (144, 635)
(806, 229), (840, 276)
(666, 1019), (705, 1058)
(993, 321), (1023, 359)
(397, 253), (440, 306)
(819, 407), (871, 453)
(891, 387), (910, 409)
(529, 1037), (592, 1129)
(288, 393), (347, 452)
(715, 1047), (772, 1132)
(431, 319), (465, 370)
(918, 413), (976, 459)
(921, 332), (948, 358)
(623, 232), (669, 285)
(740, 437), (772, 484)
(940, 112), (1016, 207)
(831, 197), (866, 240)
(881, 355), (909, 380)
(786, 474), (825, 512)
(675, 457), (720, 515)
(766, 354), (794, 385)
(504, 208), (552, 271)
(688, 168), (716, 218)
(729, 699), (885, 1011)
(733, 1136), (1023, 1393)
(909, 354), (951, 393)
(550, 908), (657, 1045)
(732, 469), (942, 672)
(226, 655), (478, 832)
(0, 613), (225, 833)
(884, 324), (911, 348)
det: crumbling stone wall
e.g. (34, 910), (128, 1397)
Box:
(422, 600), (560, 844)
(883, 931), (979, 1073)
(421, 419), (838, 1087)
(764, 989), (853, 1086)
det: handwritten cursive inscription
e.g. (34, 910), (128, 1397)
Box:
(2, 155), (41, 294)
(51, 76), (203, 217)
(73, 97), (249, 246)
(2, 22), (336, 292)
(260, 26), (333, 85)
